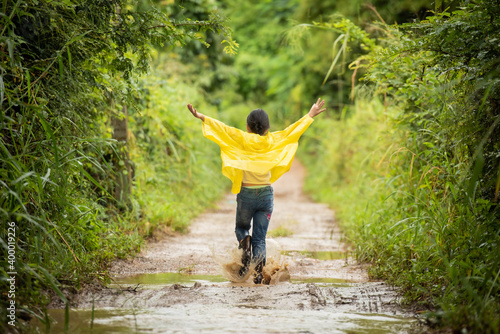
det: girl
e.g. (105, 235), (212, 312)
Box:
(187, 99), (326, 284)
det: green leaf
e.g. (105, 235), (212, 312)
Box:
(67, 46), (72, 73)
(38, 267), (68, 304)
(58, 52), (64, 82)
(0, 74), (4, 104)
(80, 166), (112, 198)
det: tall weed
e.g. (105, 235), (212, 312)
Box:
(301, 97), (499, 333)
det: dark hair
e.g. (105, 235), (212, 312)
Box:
(247, 109), (270, 135)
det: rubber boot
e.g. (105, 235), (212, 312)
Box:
(238, 235), (252, 277)
(253, 261), (264, 284)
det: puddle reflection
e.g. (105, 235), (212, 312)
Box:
(110, 272), (227, 288)
(29, 305), (417, 334)
(282, 250), (349, 260)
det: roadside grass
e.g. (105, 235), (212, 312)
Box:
(268, 225), (295, 238)
(129, 76), (227, 234)
(268, 219), (298, 238)
(300, 99), (500, 333)
(0, 73), (227, 330)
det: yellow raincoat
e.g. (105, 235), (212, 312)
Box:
(202, 114), (314, 194)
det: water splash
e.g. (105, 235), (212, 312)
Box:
(213, 246), (256, 283)
(212, 239), (290, 284)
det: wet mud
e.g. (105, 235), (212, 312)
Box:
(38, 161), (422, 333)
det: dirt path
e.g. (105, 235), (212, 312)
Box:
(43, 161), (420, 333)
(108, 160), (367, 281)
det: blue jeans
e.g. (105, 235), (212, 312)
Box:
(235, 186), (274, 266)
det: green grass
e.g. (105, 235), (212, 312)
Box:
(0, 71), (228, 330)
(130, 75), (228, 234)
(300, 99), (500, 333)
(268, 225), (295, 238)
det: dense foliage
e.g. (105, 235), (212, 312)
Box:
(0, 0), (231, 330)
(129, 74), (227, 233)
(299, 1), (500, 332)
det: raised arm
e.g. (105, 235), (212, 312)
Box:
(187, 103), (205, 122)
(269, 98), (325, 142)
(307, 98), (327, 118)
(188, 103), (247, 148)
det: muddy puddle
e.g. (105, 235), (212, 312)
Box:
(31, 161), (422, 333)
(110, 272), (227, 288)
(282, 250), (349, 260)
(110, 272), (354, 288)
(32, 305), (416, 334)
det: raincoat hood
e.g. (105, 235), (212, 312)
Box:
(243, 133), (273, 152)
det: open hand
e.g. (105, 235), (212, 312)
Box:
(308, 98), (327, 118)
(187, 104), (205, 122)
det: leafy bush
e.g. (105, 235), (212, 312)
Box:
(301, 1), (500, 332)
(129, 75), (227, 233)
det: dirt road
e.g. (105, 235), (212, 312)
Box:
(108, 160), (368, 282)
(41, 161), (420, 333)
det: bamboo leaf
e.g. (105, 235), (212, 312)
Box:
(0, 74), (4, 105)
(67, 46), (72, 74)
(58, 52), (64, 82)
(38, 267), (68, 304)
(322, 33), (348, 86)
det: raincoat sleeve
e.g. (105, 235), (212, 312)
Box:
(270, 114), (314, 148)
(202, 116), (246, 149)
(267, 114), (314, 182)
(202, 116), (246, 193)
